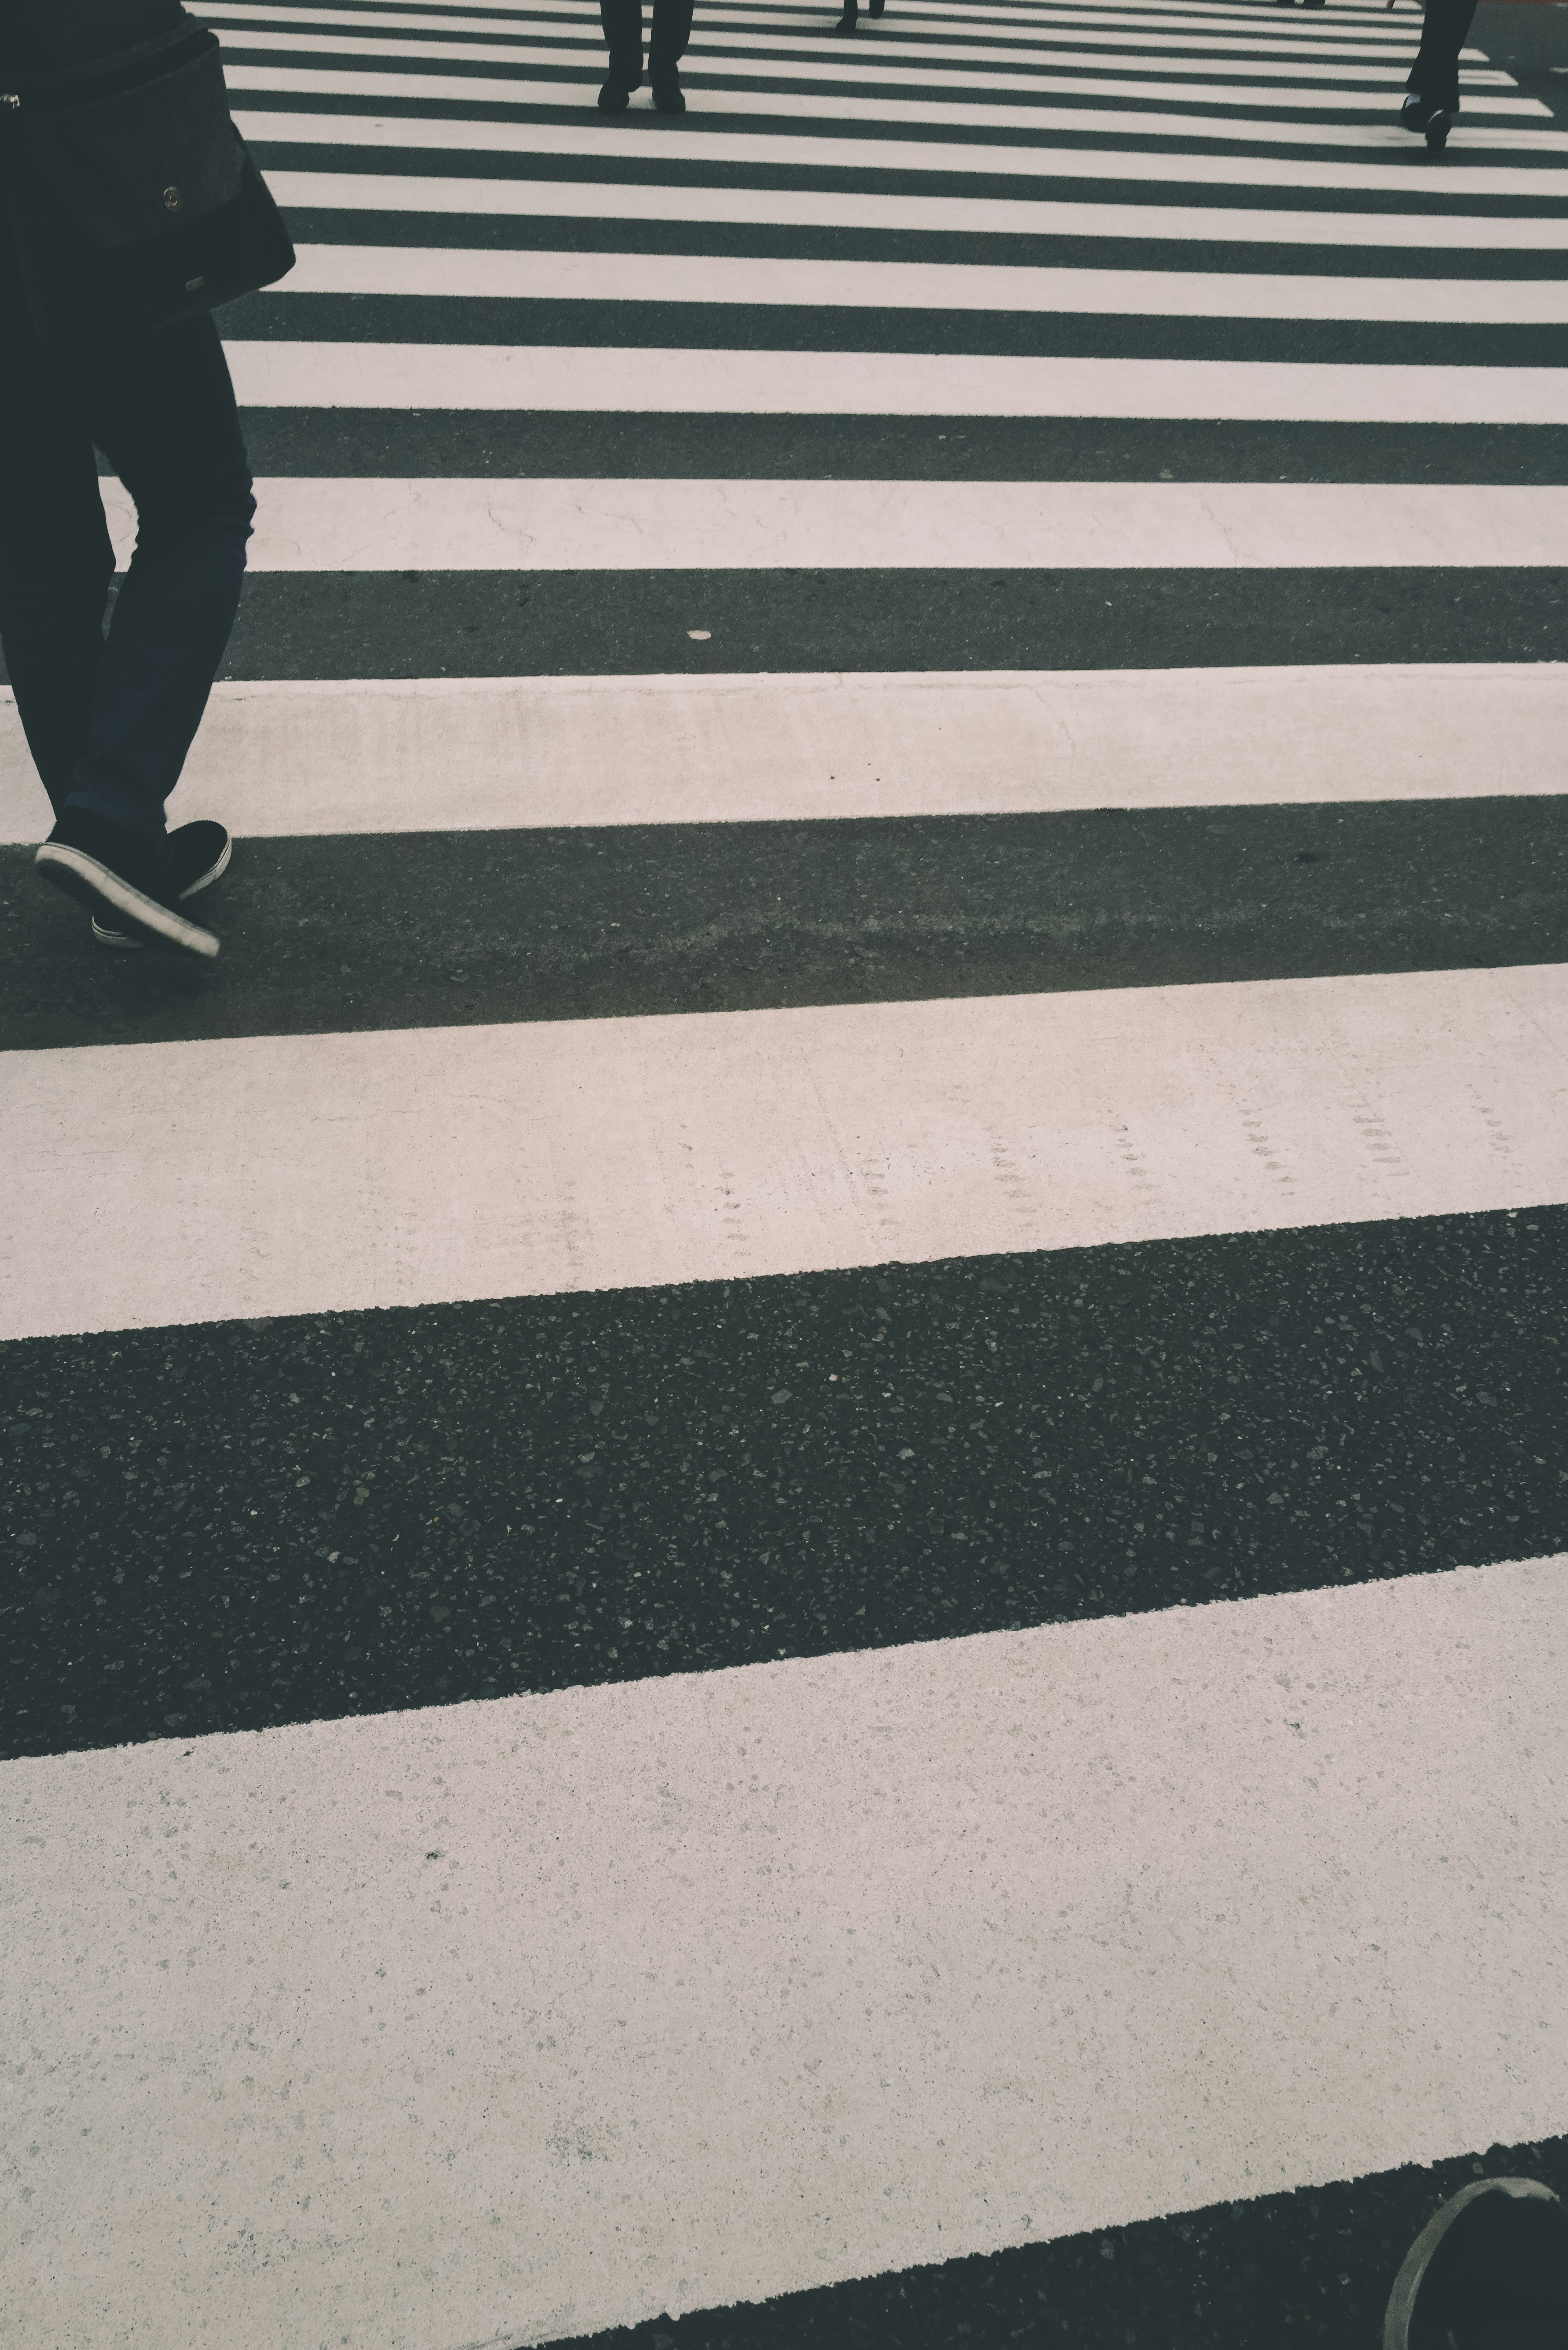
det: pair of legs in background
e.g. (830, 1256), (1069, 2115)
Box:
(0, 225), (253, 956)
(598, 0), (693, 110)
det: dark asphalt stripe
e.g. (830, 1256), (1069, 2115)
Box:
(202, 399), (1568, 479)
(6, 798), (1568, 1052)
(250, 135), (1568, 219)
(3, 1206), (1564, 1759)
(534, 2128), (1568, 2350)
(271, 206), (1568, 278)
(220, 288), (1568, 367)
(205, 408), (1568, 482)
(183, 566), (1568, 680)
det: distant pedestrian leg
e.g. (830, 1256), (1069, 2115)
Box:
(1401, 0), (1479, 149)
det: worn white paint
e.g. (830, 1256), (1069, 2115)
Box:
(5, 965), (1567, 1339)
(5, 1558), (1566, 2349)
(100, 473), (1568, 567)
(7, 664), (1564, 842)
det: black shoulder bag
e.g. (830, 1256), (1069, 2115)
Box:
(0, 16), (294, 352)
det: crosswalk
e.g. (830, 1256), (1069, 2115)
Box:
(2, 0), (1566, 2343)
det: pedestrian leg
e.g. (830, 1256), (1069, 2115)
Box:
(1402, 0), (1480, 148)
(598, 0), (645, 107)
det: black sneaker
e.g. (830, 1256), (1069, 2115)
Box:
(36, 807), (218, 959)
(93, 819), (231, 950)
(1383, 2177), (1566, 2349)
(597, 69), (640, 110)
(651, 68), (685, 111)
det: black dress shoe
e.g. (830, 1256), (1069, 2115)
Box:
(1399, 92), (1428, 129)
(36, 807), (218, 958)
(93, 818), (232, 950)
(598, 71), (640, 110)
(1425, 106), (1454, 150)
(833, 5), (858, 27)
(651, 69), (685, 110)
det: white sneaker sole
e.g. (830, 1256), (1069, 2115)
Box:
(91, 833), (231, 952)
(38, 843), (220, 959)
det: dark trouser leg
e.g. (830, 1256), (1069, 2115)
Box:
(68, 315), (254, 836)
(599, 0), (645, 74)
(648, 0), (695, 71)
(0, 256), (116, 820)
(1406, 0), (1479, 112)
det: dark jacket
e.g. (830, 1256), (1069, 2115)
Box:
(0, 0), (189, 82)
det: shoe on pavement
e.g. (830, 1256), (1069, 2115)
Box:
(36, 807), (218, 959)
(1383, 2177), (1567, 2350)
(1400, 92), (1429, 128)
(597, 69), (640, 109)
(1425, 106), (1454, 150)
(650, 68), (685, 110)
(93, 819), (231, 950)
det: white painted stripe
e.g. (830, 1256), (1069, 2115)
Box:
(108, 473), (1568, 570)
(6, 965), (1567, 1338)
(5, 1561), (1566, 2348)
(202, 9), (1502, 84)
(255, 299), (1568, 413)
(265, 167), (1568, 250)
(284, 242), (1568, 323)
(234, 108), (1568, 199)
(223, 63), (1568, 149)
(209, 25), (1547, 110)
(7, 664), (1562, 843)
(220, 344), (1568, 424)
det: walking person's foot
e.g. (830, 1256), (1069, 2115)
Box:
(598, 68), (641, 110)
(1382, 2177), (1566, 2349)
(651, 66), (685, 110)
(1400, 92), (1429, 130)
(36, 808), (219, 958)
(1425, 106), (1455, 152)
(92, 819), (232, 950)
(834, 7), (859, 28)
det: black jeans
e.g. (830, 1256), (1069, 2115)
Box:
(600, 0), (695, 75)
(0, 234), (254, 839)
(1406, 0), (1479, 112)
